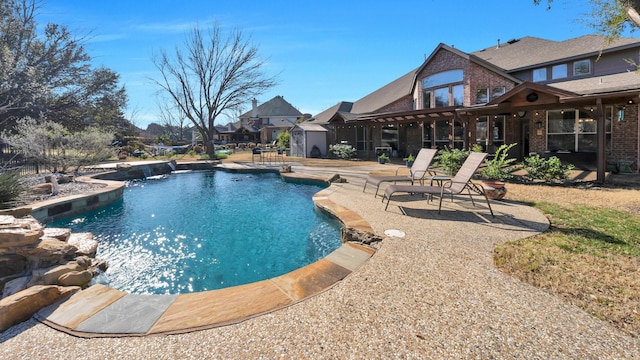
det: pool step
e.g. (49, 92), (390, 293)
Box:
(36, 242), (374, 337)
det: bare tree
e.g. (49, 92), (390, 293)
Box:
(151, 23), (277, 154)
(156, 96), (187, 141)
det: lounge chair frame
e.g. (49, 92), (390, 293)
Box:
(381, 152), (494, 217)
(363, 148), (437, 197)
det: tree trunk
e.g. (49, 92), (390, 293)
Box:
(627, 6), (640, 28)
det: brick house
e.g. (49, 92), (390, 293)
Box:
(216, 96), (302, 145)
(309, 35), (640, 181)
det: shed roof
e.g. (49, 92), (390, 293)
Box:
(295, 122), (328, 132)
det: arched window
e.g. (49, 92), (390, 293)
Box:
(421, 70), (464, 109)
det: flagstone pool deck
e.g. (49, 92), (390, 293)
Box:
(2, 161), (639, 359)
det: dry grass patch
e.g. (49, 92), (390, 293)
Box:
(498, 185), (640, 337)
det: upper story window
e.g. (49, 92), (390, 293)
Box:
(422, 69), (464, 109)
(475, 86), (506, 104)
(422, 69), (463, 88)
(573, 59), (591, 76)
(552, 64), (567, 79)
(533, 67), (547, 82)
(476, 88), (488, 104)
(491, 86), (506, 100)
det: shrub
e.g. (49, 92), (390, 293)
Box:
(436, 147), (469, 175)
(276, 131), (290, 149)
(0, 171), (25, 209)
(2, 117), (115, 172)
(522, 154), (575, 182)
(329, 144), (357, 160)
(470, 144), (484, 153)
(480, 143), (518, 181)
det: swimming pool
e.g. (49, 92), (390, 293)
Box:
(48, 170), (342, 295)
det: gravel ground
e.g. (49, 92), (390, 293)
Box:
(17, 173), (106, 205)
(1, 164), (639, 359)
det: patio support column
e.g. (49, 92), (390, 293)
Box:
(596, 98), (606, 183)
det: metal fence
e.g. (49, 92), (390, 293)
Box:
(0, 142), (39, 175)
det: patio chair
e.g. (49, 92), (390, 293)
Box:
(381, 152), (494, 216)
(363, 148), (437, 197)
(251, 147), (262, 162)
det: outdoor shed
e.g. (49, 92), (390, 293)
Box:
(290, 122), (328, 158)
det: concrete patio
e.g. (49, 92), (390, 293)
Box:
(1, 161), (638, 359)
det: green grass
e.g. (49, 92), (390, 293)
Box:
(535, 202), (640, 257)
(495, 200), (640, 337)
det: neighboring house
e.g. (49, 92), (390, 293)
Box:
(217, 95), (302, 144)
(309, 35), (640, 181)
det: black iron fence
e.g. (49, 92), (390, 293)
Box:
(0, 142), (38, 175)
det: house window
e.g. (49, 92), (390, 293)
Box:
(476, 88), (488, 104)
(422, 69), (463, 88)
(552, 64), (567, 79)
(434, 120), (451, 149)
(422, 90), (431, 109)
(422, 69), (464, 109)
(476, 116), (488, 149)
(491, 86), (506, 100)
(356, 126), (370, 151)
(533, 67), (547, 82)
(492, 115), (505, 149)
(573, 59), (591, 76)
(547, 107), (611, 152)
(381, 124), (399, 153)
(434, 87), (449, 107)
(452, 85), (464, 106)
(422, 121), (432, 149)
(475, 115), (504, 151)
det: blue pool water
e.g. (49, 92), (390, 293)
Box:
(48, 170), (342, 295)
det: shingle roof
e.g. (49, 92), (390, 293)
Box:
(239, 95), (303, 118)
(295, 122), (328, 132)
(310, 101), (353, 124)
(551, 71), (640, 95)
(350, 68), (416, 114)
(472, 35), (640, 71)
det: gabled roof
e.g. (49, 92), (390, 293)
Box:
(487, 81), (578, 107)
(310, 101), (353, 124)
(294, 122), (328, 132)
(239, 95), (303, 118)
(472, 35), (640, 72)
(411, 43), (521, 94)
(350, 68), (417, 114)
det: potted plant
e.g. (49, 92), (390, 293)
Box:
(480, 143), (517, 200)
(403, 154), (415, 167)
(378, 153), (390, 164)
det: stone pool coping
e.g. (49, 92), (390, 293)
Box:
(32, 163), (376, 337)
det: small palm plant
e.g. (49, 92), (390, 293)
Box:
(481, 143), (517, 181)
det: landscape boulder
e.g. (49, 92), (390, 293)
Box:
(42, 227), (71, 242)
(0, 285), (79, 332)
(68, 232), (98, 257)
(16, 239), (77, 268)
(29, 261), (84, 286)
(57, 270), (92, 287)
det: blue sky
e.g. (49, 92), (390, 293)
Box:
(40, 0), (627, 128)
